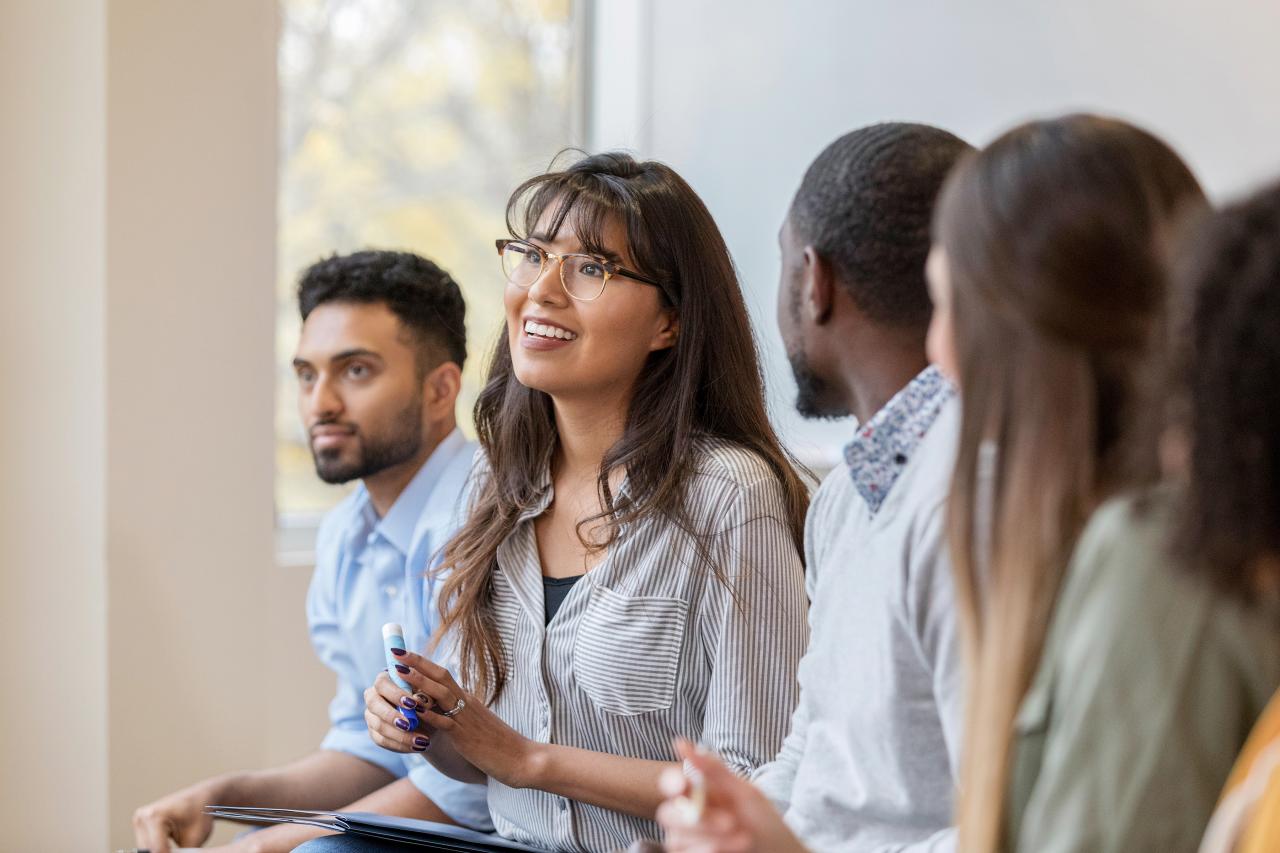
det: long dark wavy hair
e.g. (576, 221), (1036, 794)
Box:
(935, 115), (1206, 852)
(435, 152), (810, 700)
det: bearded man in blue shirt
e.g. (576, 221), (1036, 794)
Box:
(131, 250), (488, 853)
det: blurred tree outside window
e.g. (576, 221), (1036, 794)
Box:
(277, 0), (580, 523)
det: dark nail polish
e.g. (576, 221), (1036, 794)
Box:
(390, 647), (406, 656)
(394, 663), (411, 675)
(400, 696), (418, 710)
(413, 736), (430, 750)
(394, 716), (411, 731)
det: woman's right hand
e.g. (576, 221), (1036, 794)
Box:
(363, 670), (434, 754)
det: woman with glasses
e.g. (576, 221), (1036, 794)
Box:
(332, 152), (810, 853)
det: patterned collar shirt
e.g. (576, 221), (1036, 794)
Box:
(753, 366), (964, 852)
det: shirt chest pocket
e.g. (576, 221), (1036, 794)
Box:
(573, 585), (689, 716)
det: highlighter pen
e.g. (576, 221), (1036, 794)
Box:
(382, 622), (418, 730)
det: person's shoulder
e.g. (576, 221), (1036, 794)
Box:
(1066, 488), (1176, 592)
(437, 437), (481, 505)
(1047, 487), (1204, 670)
(449, 438), (480, 476)
(467, 444), (491, 478)
(309, 487), (369, 596)
(806, 462), (855, 520)
(454, 444), (493, 501)
(803, 464), (861, 586)
(1069, 488), (1276, 643)
(679, 437), (806, 533)
(1041, 485), (1280, 742)
(315, 486), (368, 550)
(688, 436), (791, 497)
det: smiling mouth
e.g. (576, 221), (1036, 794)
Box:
(524, 320), (578, 341)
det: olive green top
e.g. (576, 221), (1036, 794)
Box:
(1006, 489), (1280, 852)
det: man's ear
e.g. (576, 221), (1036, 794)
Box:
(803, 246), (836, 325)
(649, 308), (680, 352)
(422, 360), (463, 419)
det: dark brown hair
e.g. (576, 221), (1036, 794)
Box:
(298, 249), (467, 372)
(435, 152), (810, 699)
(791, 121), (973, 327)
(934, 114), (1206, 852)
(1175, 180), (1280, 601)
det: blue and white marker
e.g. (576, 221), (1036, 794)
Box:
(382, 622), (418, 730)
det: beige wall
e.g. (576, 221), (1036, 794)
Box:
(104, 1), (279, 844)
(1, 2), (332, 848)
(0, 1), (109, 849)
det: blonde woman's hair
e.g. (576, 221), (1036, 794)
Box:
(933, 114), (1206, 852)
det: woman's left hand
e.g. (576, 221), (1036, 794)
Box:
(365, 648), (539, 787)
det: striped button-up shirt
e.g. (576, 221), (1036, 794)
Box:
(478, 438), (808, 852)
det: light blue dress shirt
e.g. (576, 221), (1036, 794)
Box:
(306, 427), (491, 830)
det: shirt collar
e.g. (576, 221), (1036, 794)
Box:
(843, 365), (955, 514)
(372, 428), (469, 556)
(513, 447), (557, 525)
(513, 449), (639, 527)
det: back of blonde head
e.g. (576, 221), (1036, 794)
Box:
(933, 114), (1206, 852)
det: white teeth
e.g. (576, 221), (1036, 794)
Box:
(523, 320), (577, 341)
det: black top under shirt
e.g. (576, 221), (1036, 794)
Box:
(543, 574), (584, 624)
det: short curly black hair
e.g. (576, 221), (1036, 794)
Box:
(790, 122), (972, 328)
(1177, 180), (1280, 600)
(298, 249), (466, 371)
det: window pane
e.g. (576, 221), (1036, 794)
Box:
(277, 0), (578, 518)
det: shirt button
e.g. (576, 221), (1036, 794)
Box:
(557, 799), (567, 812)
(384, 585), (399, 598)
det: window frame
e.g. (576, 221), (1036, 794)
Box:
(274, 0), (595, 567)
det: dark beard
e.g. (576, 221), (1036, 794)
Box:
(785, 277), (847, 420)
(787, 345), (847, 420)
(312, 395), (424, 484)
